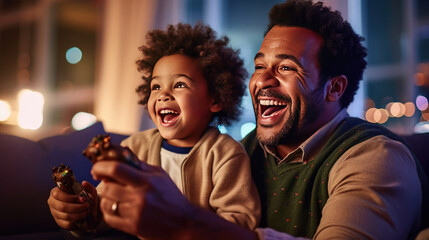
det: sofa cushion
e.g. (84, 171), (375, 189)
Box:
(0, 122), (128, 236)
(0, 134), (56, 235)
(402, 132), (429, 230)
(402, 133), (429, 177)
(39, 121), (107, 186)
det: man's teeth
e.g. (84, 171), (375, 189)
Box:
(259, 100), (286, 106)
(160, 109), (178, 114)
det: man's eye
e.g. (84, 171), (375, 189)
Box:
(279, 66), (297, 71)
(151, 84), (160, 90)
(255, 65), (265, 70)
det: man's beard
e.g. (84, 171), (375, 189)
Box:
(256, 101), (298, 146)
(255, 85), (325, 146)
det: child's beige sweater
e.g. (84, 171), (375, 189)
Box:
(122, 127), (261, 230)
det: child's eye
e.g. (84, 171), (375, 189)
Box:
(151, 84), (161, 90)
(174, 82), (188, 88)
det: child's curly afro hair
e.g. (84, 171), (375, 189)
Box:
(136, 23), (247, 126)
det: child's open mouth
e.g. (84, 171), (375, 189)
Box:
(259, 99), (287, 118)
(159, 109), (180, 123)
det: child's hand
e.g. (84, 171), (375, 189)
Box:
(47, 181), (99, 230)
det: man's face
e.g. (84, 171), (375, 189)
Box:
(249, 26), (325, 146)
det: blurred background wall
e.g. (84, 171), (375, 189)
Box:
(0, 0), (428, 141)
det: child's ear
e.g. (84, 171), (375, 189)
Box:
(209, 99), (223, 113)
(325, 75), (347, 102)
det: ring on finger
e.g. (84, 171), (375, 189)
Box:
(111, 201), (119, 216)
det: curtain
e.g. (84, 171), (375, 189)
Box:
(94, 0), (157, 134)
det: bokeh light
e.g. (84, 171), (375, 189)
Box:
(17, 69), (30, 82)
(373, 109), (382, 122)
(241, 122), (256, 139)
(217, 125), (228, 134)
(17, 89), (44, 130)
(0, 100), (12, 121)
(365, 98), (375, 109)
(66, 47), (83, 64)
(390, 102), (405, 117)
(404, 102), (415, 117)
(71, 112), (97, 130)
(423, 112), (429, 121)
(416, 95), (429, 111)
(374, 109), (389, 123)
(385, 102), (393, 116)
(415, 121), (429, 133)
(415, 63), (429, 87)
(365, 108), (377, 123)
(379, 109), (389, 123)
(366, 108), (388, 124)
(415, 72), (426, 86)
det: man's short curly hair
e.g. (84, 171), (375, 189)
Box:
(266, 0), (367, 108)
(136, 23), (247, 126)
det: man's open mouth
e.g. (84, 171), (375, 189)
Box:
(259, 99), (287, 118)
(159, 109), (179, 123)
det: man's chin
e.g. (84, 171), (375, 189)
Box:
(256, 126), (282, 146)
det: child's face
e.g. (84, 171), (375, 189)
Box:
(148, 54), (221, 147)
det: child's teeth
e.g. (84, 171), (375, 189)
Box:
(160, 109), (178, 114)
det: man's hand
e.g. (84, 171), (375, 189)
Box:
(91, 161), (257, 240)
(91, 161), (197, 239)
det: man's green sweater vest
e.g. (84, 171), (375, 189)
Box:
(241, 117), (428, 238)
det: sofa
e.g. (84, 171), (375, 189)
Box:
(0, 122), (130, 239)
(0, 121), (428, 239)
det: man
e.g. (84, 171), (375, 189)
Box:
(241, 0), (427, 239)
(91, 0), (426, 239)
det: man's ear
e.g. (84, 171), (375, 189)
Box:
(210, 99), (223, 113)
(326, 75), (347, 102)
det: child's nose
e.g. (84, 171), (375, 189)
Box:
(157, 92), (174, 102)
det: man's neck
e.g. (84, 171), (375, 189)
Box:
(275, 142), (301, 160)
(274, 108), (346, 159)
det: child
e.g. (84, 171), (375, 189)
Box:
(123, 22), (260, 229)
(47, 23), (260, 234)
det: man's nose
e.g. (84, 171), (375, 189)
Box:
(256, 69), (279, 89)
